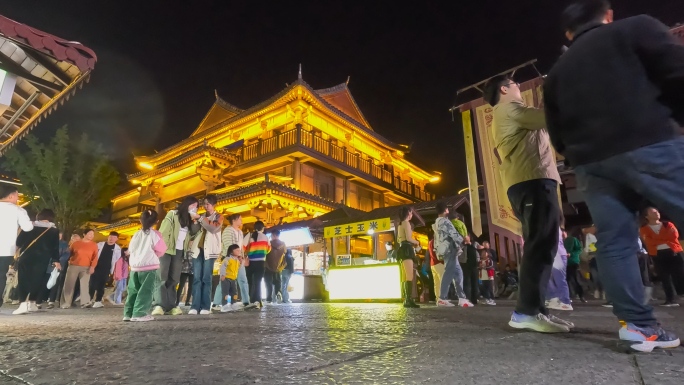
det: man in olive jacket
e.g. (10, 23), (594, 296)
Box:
(483, 75), (570, 334)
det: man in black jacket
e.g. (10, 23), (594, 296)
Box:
(544, 0), (683, 352)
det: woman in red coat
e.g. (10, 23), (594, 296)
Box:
(640, 207), (684, 307)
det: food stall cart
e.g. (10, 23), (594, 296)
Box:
(323, 217), (403, 301)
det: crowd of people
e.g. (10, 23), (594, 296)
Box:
(0, 188), (295, 321)
(1, 0), (683, 355)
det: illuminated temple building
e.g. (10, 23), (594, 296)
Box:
(100, 70), (440, 239)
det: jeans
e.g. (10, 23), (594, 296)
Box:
(566, 263), (584, 299)
(652, 250), (684, 303)
(191, 249), (213, 311)
(124, 271), (157, 318)
(212, 275), (222, 305)
(546, 250), (570, 304)
(507, 178), (560, 316)
(237, 264), (250, 304)
(158, 250), (183, 312)
(264, 269), (282, 302)
(246, 260), (265, 304)
(0, 257), (12, 307)
(439, 251), (466, 301)
(114, 278), (127, 304)
(481, 279), (494, 300)
(573, 137), (684, 326)
(281, 270), (293, 302)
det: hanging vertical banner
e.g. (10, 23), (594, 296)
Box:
(461, 110), (482, 237)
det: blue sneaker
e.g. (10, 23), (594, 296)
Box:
(619, 322), (680, 352)
(509, 312), (569, 333)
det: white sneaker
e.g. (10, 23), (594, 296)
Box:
(92, 301), (104, 309)
(122, 316), (131, 322)
(437, 299), (455, 307)
(546, 298), (573, 311)
(276, 293), (283, 304)
(29, 302), (39, 312)
(509, 312), (570, 333)
(188, 309), (198, 315)
(131, 315), (155, 322)
(220, 304), (234, 313)
(252, 302), (262, 309)
(486, 299), (497, 306)
(199, 309), (211, 315)
(458, 298), (474, 308)
(12, 302), (29, 315)
(548, 314), (575, 329)
(231, 302), (245, 311)
(11, 300), (19, 305)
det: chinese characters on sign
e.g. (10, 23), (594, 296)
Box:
(324, 218), (392, 238)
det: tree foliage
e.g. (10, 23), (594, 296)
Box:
(4, 126), (120, 235)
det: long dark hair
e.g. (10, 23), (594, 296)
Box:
(177, 196), (199, 228)
(399, 206), (412, 222)
(251, 221), (265, 241)
(141, 209), (158, 234)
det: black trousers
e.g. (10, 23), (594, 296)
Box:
(17, 258), (50, 302)
(264, 269), (282, 302)
(37, 272), (52, 304)
(0, 256), (13, 307)
(461, 263), (479, 304)
(507, 179), (561, 316)
(89, 270), (109, 302)
(652, 250), (684, 303)
(176, 272), (193, 306)
(566, 263), (584, 299)
(246, 261), (265, 304)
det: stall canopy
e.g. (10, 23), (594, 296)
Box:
(0, 14), (97, 156)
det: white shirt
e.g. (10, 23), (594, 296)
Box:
(584, 233), (597, 253)
(648, 223), (670, 250)
(176, 227), (188, 250)
(0, 201), (34, 256)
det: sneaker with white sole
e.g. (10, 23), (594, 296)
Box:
(509, 312), (570, 333)
(220, 304), (235, 312)
(199, 309), (211, 315)
(122, 316), (131, 322)
(485, 299), (497, 306)
(619, 322), (680, 352)
(437, 299), (455, 307)
(151, 306), (165, 316)
(458, 298), (474, 308)
(92, 301), (104, 309)
(548, 314), (575, 329)
(29, 302), (39, 312)
(276, 292), (283, 304)
(231, 302), (245, 311)
(12, 302), (29, 315)
(188, 309), (198, 315)
(169, 307), (184, 316)
(131, 315), (155, 322)
(546, 298), (573, 311)
(660, 302), (680, 307)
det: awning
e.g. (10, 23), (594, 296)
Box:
(0, 14), (97, 155)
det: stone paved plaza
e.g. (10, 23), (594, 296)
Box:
(0, 300), (682, 385)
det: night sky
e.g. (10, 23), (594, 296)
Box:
(1, 1), (681, 197)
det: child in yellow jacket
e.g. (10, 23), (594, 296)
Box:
(220, 244), (241, 312)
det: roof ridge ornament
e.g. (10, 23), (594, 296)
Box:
(298, 63), (302, 79)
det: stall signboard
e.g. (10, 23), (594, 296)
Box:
(336, 254), (352, 266)
(324, 217), (392, 238)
